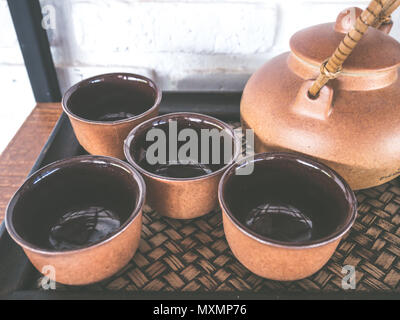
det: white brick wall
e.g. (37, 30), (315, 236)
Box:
(1, 0), (400, 153)
(0, 0), (35, 154)
(72, 1), (277, 55)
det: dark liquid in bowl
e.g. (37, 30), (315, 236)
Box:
(245, 201), (313, 242)
(49, 206), (121, 250)
(130, 116), (236, 179)
(96, 111), (137, 122)
(10, 163), (139, 251)
(140, 160), (213, 178)
(67, 80), (156, 122)
(222, 156), (352, 245)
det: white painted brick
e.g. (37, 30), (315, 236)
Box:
(44, 0), (400, 92)
(271, 1), (370, 53)
(70, 0), (277, 55)
(0, 1), (36, 154)
(0, 0), (25, 64)
(391, 7), (400, 41)
(2, 0), (400, 112)
(0, 65), (35, 154)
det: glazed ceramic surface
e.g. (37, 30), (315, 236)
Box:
(5, 156), (145, 285)
(219, 152), (357, 281)
(241, 9), (400, 190)
(63, 73), (161, 159)
(124, 112), (240, 219)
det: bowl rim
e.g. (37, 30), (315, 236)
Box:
(123, 112), (242, 182)
(218, 152), (358, 249)
(5, 155), (146, 255)
(62, 72), (162, 125)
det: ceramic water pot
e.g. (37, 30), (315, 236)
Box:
(241, 7), (400, 190)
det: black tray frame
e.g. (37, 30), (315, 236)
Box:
(3, 0), (399, 300)
(0, 92), (399, 300)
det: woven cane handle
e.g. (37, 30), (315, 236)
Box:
(308, 0), (400, 98)
(373, 0), (400, 27)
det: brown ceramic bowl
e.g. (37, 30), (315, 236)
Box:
(219, 152), (357, 281)
(124, 112), (241, 219)
(5, 155), (145, 286)
(62, 73), (161, 159)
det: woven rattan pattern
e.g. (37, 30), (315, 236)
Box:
(37, 123), (400, 293)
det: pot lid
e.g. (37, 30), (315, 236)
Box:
(290, 8), (400, 73)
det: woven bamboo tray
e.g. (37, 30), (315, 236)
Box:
(0, 93), (398, 299)
(37, 122), (400, 294)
